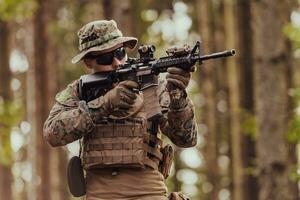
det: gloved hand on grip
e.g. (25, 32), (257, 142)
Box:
(103, 80), (139, 112)
(87, 80), (139, 118)
(166, 67), (191, 90)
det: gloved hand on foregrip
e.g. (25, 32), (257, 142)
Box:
(166, 67), (191, 110)
(166, 67), (191, 90)
(87, 80), (138, 118)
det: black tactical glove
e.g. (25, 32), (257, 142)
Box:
(87, 80), (139, 119)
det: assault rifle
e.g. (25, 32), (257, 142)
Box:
(79, 41), (235, 102)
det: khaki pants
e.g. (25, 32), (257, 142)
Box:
(85, 195), (168, 200)
(85, 168), (168, 200)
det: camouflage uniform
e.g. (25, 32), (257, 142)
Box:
(44, 80), (197, 148)
(43, 20), (197, 200)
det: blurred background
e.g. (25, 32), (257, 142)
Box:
(1, 0), (300, 200)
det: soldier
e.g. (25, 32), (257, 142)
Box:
(43, 20), (197, 200)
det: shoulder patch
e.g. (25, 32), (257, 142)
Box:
(55, 87), (73, 103)
(55, 80), (80, 105)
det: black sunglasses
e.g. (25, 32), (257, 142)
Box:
(86, 47), (126, 65)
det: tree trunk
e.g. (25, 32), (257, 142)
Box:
(48, 48), (69, 200)
(0, 21), (11, 99)
(46, 1), (69, 199)
(29, 0), (52, 199)
(223, 0), (244, 200)
(196, 1), (219, 199)
(130, 0), (146, 39)
(253, 0), (298, 199)
(103, 0), (133, 36)
(0, 19), (13, 200)
(236, 0), (258, 199)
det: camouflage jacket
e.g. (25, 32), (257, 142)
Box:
(43, 79), (197, 148)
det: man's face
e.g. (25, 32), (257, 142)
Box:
(84, 44), (127, 73)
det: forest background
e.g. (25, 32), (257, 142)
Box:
(1, 0), (300, 200)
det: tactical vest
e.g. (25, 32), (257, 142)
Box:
(82, 86), (164, 171)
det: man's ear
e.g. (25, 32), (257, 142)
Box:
(83, 58), (93, 69)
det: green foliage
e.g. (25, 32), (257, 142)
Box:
(289, 88), (300, 102)
(286, 88), (300, 143)
(287, 116), (300, 143)
(240, 109), (257, 140)
(0, 100), (24, 166)
(288, 165), (300, 182)
(244, 166), (259, 177)
(0, 0), (37, 21)
(283, 23), (300, 49)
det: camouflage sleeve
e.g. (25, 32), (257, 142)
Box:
(158, 80), (197, 148)
(43, 80), (95, 147)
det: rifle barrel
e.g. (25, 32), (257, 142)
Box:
(199, 49), (236, 61)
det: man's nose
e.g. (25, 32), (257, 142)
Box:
(112, 57), (122, 69)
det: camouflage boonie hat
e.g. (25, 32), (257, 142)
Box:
(72, 20), (138, 64)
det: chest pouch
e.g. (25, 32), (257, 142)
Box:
(82, 117), (163, 170)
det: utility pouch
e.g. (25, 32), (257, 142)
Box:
(67, 156), (86, 197)
(168, 192), (190, 200)
(159, 144), (174, 179)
